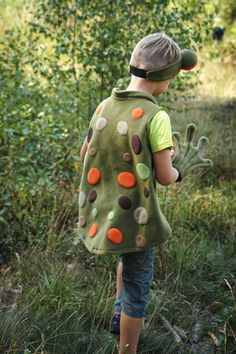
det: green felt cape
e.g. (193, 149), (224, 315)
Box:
(77, 88), (172, 254)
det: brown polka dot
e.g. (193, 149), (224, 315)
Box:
(87, 127), (93, 143)
(79, 216), (86, 227)
(89, 147), (97, 156)
(88, 190), (97, 202)
(108, 228), (123, 244)
(135, 235), (146, 247)
(144, 187), (149, 198)
(123, 153), (132, 162)
(131, 135), (142, 154)
(132, 107), (144, 119)
(118, 196), (132, 209)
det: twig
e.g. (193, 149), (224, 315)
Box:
(160, 314), (182, 344)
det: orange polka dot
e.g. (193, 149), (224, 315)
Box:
(132, 107), (144, 119)
(108, 228), (123, 244)
(118, 172), (136, 188)
(87, 168), (101, 185)
(89, 223), (98, 238)
(96, 104), (102, 116)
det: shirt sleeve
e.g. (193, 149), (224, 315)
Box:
(147, 110), (174, 153)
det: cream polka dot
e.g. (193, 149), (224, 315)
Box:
(92, 208), (98, 218)
(96, 117), (107, 130)
(117, 121), (128, 135)
(133, 207), (148, 225)
(136, 163), (150, 180)
(108, 211), (115, 220)
(78, 191), (86, 208)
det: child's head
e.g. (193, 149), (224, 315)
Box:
(128, 33), (197, 96)
(130, 32), (181, 71)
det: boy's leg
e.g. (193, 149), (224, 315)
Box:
(119, 312), (143, 354)
(116, 260), (123, 300)
(110, 259), (123, 335)
(119, 247), (156, 354)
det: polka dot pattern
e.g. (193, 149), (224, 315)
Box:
(87, 168), (101, 185)
(118, 172), (136, 189)
(88, 190), (97, 202)
(108, 228), (123, 244)
(92, 208), (98, 218)
(108, 211), (115, 220)
(87, 127), (93, 143)
(118, 196), (132, 209)
(89, 223), (98, 238)
(144, 187), (149, 198)
(96, 104), (102, 116)
(133, 207), (148, 225)
(117, 121), (128, 135)
(136, 163), (150, 180)
(135, 234), (146, 247)
(78, 191), (86, 208)
(96, 117), (107, 130)
(123, 153), (132, 162)
(131, 135), (142, 154)
(132, 107), (144, 119)
(89, 147), (97, 156)
(79, 216), (86, 227)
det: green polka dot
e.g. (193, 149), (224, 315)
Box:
(136, 163), (150, 180)
(92, 208), (98, 218)
(108, 211), (115, 220)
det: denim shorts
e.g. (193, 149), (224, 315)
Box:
(118, 247), (155, 318)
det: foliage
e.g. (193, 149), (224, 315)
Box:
(0, 0), (216, 263)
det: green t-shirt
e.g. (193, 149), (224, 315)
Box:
(148, 110), (173, 153)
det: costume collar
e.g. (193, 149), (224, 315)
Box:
(111, 87), (157, 105)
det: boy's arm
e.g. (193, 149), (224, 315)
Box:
(152, 148), (179, 186)
(80, 137), (88, 163)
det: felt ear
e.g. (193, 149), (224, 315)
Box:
(181, 49), (198, 71)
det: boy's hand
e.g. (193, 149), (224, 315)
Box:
(172, 123), (213, 181)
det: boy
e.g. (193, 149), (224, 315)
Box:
(78, 33), (210, 354)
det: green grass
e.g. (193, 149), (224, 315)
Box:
(0, 179), (235, 353)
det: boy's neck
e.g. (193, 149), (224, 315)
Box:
(126, 75), (169, 97)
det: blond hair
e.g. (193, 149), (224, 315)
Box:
(130, 33), (181, 70)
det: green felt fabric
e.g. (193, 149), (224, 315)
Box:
(77, 88), (172, 255)
(172, 123), (213, 180)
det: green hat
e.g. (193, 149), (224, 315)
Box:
(130, 49), (197, 81)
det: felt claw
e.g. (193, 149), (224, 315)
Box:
(197, 158), (213, 168)
(203, 158), (213, 167)
(185, 123), (197, 144)
(172, 131), (181, 144)
(197, 136), (209, 150)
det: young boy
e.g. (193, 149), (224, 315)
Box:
(78, 33), (201, 354)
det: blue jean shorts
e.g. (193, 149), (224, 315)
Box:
(118, 247), (155, 318)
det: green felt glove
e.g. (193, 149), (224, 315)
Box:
(172, 123), (213, 181)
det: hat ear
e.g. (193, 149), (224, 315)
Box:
(181, 49), (198, 71)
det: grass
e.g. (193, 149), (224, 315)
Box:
(0, 179), (235, 353)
